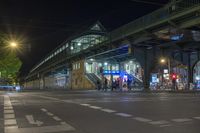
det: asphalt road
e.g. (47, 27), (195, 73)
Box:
(1, 90), (200, 133)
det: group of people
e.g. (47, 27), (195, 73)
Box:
(96, 77), (132, 91)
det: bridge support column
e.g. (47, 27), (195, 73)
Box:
(39, 73), (45, 89)
(187, 52), (193, 90)
(143, 48), (150, 91)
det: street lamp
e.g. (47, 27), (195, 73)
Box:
(160, 58), (166, 64)
(10, 42), (18, 48)
(159, 57), (171, 89)
(160, 58), (166, 87)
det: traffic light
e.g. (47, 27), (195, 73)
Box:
(171, 73), (177, 80)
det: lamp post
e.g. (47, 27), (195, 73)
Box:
(160, 58), (166, 87)
(160, 57), (171, 89)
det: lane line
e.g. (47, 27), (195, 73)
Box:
(193, 117), (200, 120)
(133, 117), (152, 122)
(149, 120), (169, 125)
(80, 103), (91, 106)
(115, 113), (132, 117)
(89, 106), (102, 109)
(41, 108), (47, 112)
(60, 122), (67, 125)
(160, 124), (171, 127)
(5, 124), (75, 133)
(53, 116), (62, 121)
(171, 118), (192, 122)
(100, 109), (116, 113)
(46, 112), (54, 116)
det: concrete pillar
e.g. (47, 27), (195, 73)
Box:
(40, 74), (45, 89)
(180, 50), (183, 62)
(187, 52), (192, 90)
(110, 64), (113, 88)
(143, 48), (150, 91)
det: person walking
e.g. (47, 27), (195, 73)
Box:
(96, 80), (101, 91)
(104, 77), (108, 91)
(127, 78), (132, 91)
(111, 79), (117, 91)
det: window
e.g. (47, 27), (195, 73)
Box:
(78, 63), (80, 69)
(65, 43), (68, 48)
(73, 64), (76, 70)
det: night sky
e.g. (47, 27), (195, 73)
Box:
(0, 0), (169, 75)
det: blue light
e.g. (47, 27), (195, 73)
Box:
(103, 70), (120, 75)
(104, 70), (108, 73)
(170, 34), (184, 41)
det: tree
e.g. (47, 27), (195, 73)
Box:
(0, 33), (22, 85)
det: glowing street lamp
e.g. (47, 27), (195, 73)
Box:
(9, 41), (18, 49)
(160, 58), (166, 64)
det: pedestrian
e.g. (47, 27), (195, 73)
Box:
(104, 77), (108, 91)
(116, 78), (120, 91)
(96, 80), (101, 90)
(127, 78), (132, 91)
(119, 77), (123, 91)
(111, 79), (117, 91)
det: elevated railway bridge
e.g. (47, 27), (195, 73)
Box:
(24, 0), (200, 91)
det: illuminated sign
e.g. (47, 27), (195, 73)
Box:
(103, 70), (120, 75)
(170, 34), (184, 41)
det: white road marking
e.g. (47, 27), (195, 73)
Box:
(133, 117), (152, 122)
(172, 118), (192, 122)
(38, 96), (60, 101)
(4, 106), (13, 109)
(115, 113), (132, 117)
(11, 100), (20, 103)
(4, 126), (18, 131)
(60, 122), (67, 125)
(41, 108), (47, 112)
(193, 117), (200, 120)
(53, 116), (61, 121)
(100, 109), (116, 113)
(26, 115), (43, 126)
(47, 112), (54, 116)
(4, 114), (15, 119)
(4, 119), (17, 126)
(80, 103), (91, 106)
(4, 95), (18, 131)
(149, 120), (169, 125)
(160, 124), (171, 127)
(4, 110), (14, 114)
(4, 103), (12, 106)
(89, 106), (102, 109)
(4, 124), (75, 133)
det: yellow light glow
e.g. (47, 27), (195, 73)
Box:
(10, 42), (18, 48)
(160, 58), (166, 64)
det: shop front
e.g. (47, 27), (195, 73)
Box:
(150, 59), (188, 91)
(193, 61), (200, 89)
(85, 58), (143, 90)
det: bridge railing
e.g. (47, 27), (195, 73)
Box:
(109, 0), (200, 42)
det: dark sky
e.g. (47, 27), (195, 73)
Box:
(0, 0), (169, 74)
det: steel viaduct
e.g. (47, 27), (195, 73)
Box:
(24, 0), (200, 91)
